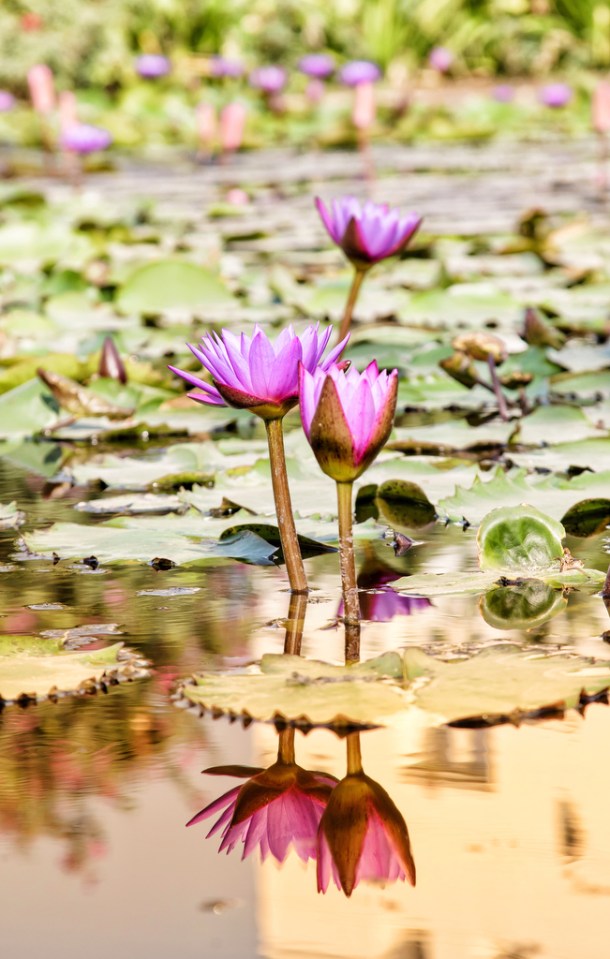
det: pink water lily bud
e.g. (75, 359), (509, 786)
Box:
(317, 770), (416, 896)
(187, 737), (337, 864)
(196, 101), (217, 149)
(99, 336), (127, 384)
(220, 101), (247, 152)
(315, 196), (422, 268)
(299, 360), (398, 482)
(169, 324), (349, 421)
(28, 64), (55, 114)
(58, 91), (78, 133)
(352, 80), (375, 130)
(593, 81), (610, 134)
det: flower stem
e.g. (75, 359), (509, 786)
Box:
(336, 480), (361, 663)
(265, 418), (308, 594)
(277, 727), (296, 765)
(337, 267), (367, 345)
(345, 732), (363, 775)
(283, 591), (308, 656)
(487, 355), (509, 422)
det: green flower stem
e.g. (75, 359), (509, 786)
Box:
(487, 355), (509, 422)
(277, 727), (296, 765)
(283, 591), (308, 657)
(265, 417), (308, 594)
(336, 480), (361, 663)
(337, 267), (367, 345)
(346, 731), (363, 775)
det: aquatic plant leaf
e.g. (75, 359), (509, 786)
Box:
(402, 645), (610, 724)
(0, 502), (25, 530)
(560, 498), (610, 538)
(477, 505), (565, 572)
(480, 581), (568, 630)
(0, 379), (61, 438)
(0, 637), (149, 706)
(116, 260), (235, 315)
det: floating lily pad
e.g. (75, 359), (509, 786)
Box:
(116, 260), (235, 315)
(477, 505), (565, 572)
(176, 646), (610, 728)
(0, 636), (149, 706)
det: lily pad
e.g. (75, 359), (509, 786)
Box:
(0, 636), (149, 706)
(0, 502), (25, 530)
(116, 260), (235, 315)
(477, 505), (565, 572)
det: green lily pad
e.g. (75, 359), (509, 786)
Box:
(0, 379), (61, 439)
(0, 502), (25, 530)
(116, 260), (235, 315)
(0, 636), (149, 706)
(477, 505), (565, 572)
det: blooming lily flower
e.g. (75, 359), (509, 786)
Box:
(339, 61), (381, 87)
(60, 124), (112, 155)
(170, 324), (347, 594)
(317, 734), (416, 896)
(249, 66), (287, 94)
(170, 324), (347, 421)
(428, 46), (453, 73)
(299, 360), (398, 483)
(135, 54), (171, 79)
(316, 196), (422, 269)
(539, 83), (572, 108)
(187, 730), (337, 864)
(298, 54), (335, 79)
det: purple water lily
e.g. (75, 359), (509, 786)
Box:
(249, 65), (287, 94)
(298, 54), (335, 79)
(60, 124), (112, 154)
(492, 84), (515, 103)
(428, 47), (453, 73)
(540, 82), (572, 108)
(135, 54), (170, 79)
(169, 324), (347, 420)
(300, 360), (398, 483)
(210, 56), (243, 78)
(0, 91), (15, 112)
(339, 61), (381, 87)
(316, 196), (422, 268)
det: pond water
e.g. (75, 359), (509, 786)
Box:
(1, 456), (609, 959)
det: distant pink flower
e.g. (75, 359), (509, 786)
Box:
(210, 56), (243, 78)
(352, 81), (375, 130)
(428, 47), (453, 73)
(220, 101), (247, 152)
(339, 61), (381, 87)
(249, 66), (286, 94)
(27, 64), (55, 114)
(299, 360), (398, 482)
(298, 54), (335, 79)
(593, 81), (610, 134)
(188, 740), (337, 864)
(0, 91), (15, 112)
(135, 54), (170, 79)
(317, 770), (416, 896)
(196, 101), (217, 149)
(61, 124), (112, 154)
(492, 84), (515, 103)
(539, 82), (572, 108)
(169, 324), (348, 421)
(315, 196), (422, 267)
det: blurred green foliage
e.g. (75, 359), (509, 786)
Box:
(0, 0), (607, 91)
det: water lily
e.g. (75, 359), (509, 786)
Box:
(300, 361), (398, 641)
(428, 46), (453, 73)
(339, 61), (381, 87)
(187, 729), (337, 864)
(249, 65), (287, 94)
(298, 54), (335, 80)
(210, 56), (243, 78)
(315, 196), (422, 341)
(60, 124), (112, 154)
(317, 733), (416, 896)
(539, 82), (572, 108)
(0, 91), (15, 112)
(169, 325), (347, 593)
(135, 54), (170, 79)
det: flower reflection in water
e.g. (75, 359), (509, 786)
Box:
(187, 727), (337, 864)
(318, 732), (416, 896)
(339, 556), (432, 623)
